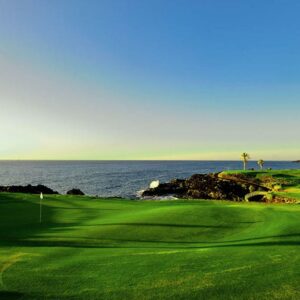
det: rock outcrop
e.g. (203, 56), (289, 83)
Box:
(142, 173), (269, 201)
(66, 188), (85, 195)
(0, 184), (58, 194)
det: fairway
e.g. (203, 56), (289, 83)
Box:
(1, 193), (300, 299)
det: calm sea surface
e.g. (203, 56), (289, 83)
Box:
(0, 161), (298, 197)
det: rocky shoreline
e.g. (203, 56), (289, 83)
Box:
(0, 184), (85, 196)
(142, 173), (272, 202)
(0, 184), (59, 194)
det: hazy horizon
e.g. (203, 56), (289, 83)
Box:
(0, 159), (296, 162)
(0, 1), (299, 160)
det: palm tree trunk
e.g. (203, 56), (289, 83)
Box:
(243, 161), (246, 170)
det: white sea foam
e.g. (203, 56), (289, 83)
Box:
(141, 195), (178, 201)
(136, 189), (145, 198)
(149, 180), (160, 189)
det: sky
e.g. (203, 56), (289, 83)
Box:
(0, 0), (299, 160)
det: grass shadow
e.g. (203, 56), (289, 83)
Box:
(2, 232), (300, 250)
(0, 193), (83, 246)
(0, 291), (24, 300)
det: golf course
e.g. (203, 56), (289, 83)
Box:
(1, 0), (300, 298)
(1, 169), (300, 300)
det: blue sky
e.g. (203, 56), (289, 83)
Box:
(0, 0), (299, 160)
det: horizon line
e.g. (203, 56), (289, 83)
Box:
(0, 159), (296, 162)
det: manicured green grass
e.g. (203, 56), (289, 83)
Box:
(1, 193), (300, 299)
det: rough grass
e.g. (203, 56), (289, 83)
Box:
(0, 192), (300, 299)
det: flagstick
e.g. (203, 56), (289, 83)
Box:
(40, 192), (43, 223)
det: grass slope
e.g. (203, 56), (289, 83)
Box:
(0, 193), (300, 299)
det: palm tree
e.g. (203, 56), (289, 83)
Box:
(257, 159), (264, 170)
(240, 152), (250, 170)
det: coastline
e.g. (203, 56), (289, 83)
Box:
(0, 169), (299, 203)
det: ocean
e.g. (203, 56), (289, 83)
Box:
(0, 160), (298, 198)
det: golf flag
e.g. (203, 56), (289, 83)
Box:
(40, 192), (43, 223)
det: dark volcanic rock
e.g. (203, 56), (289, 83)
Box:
(185, 174), (249, 201)
(142, 173), (253, 201)
(67, 188), (85, 195)
(142, 179), (186, 197)
(0, 184), (58, 194)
